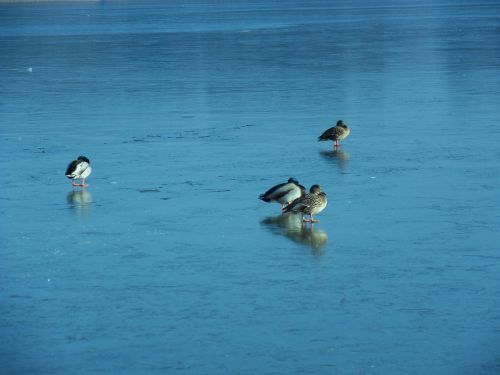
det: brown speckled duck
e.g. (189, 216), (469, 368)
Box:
(317, 120), (350, 149)
(283, 184), (327, 223)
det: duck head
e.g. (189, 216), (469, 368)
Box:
(336, 120), (347, 128)
(309, 184), (323, 194)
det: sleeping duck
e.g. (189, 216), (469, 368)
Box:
(66, 156), (92, 188)
(259, 177), (306, 212)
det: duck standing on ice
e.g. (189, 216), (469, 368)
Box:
(283, 184), (327, 223)
(66, 156), (92, 188)
(317, 120), (350, 149)
(259, 177), (306, 212)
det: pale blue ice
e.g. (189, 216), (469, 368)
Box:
(1, 1), (499, 374)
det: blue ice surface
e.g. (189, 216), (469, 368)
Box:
(1, 0), (499, 374)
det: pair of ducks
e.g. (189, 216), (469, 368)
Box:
(259, 120), (350, 223)
(259, 178), (327, 223)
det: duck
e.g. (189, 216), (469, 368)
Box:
(65, 156), (92, 188)
(317, 120), (350, 149)
(283, 184), (327, 223)
(259, 177), (306, 212)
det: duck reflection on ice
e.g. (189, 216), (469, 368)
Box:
(67, 190), (92, 215)
(319, 149), (350, 171)
(261, 212), (328, 252)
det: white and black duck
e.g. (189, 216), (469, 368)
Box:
(65, 156), (92, 188)
(317, 120), (350, 149)
(259, 177), (306, 212)
(283, 184), (327, 223)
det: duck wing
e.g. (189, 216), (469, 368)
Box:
(66, 160), (89, 178)
(283, 194), (312, 213)
(259, 182), (295, 202)
(318, 126), (343, 141)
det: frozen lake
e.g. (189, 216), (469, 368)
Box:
(1, 1), (500, 374)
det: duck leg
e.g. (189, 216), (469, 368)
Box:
(71, 178), (87, 188)
(303, 214), (320, 223)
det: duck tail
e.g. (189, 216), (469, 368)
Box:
(259, 194), (271, 202)
(317, 134), (329, 142)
